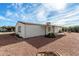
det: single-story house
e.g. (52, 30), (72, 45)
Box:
(0, 27), (7, 32)
(15, 21), (62, 38)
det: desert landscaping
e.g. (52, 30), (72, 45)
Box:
(0, 32), (79, 56)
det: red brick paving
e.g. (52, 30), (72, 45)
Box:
(0, 32), (79, 56)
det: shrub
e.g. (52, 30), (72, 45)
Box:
(16, 34), (22, 38)
(45, 33), (56, 38)
(59, 30), (62, 33)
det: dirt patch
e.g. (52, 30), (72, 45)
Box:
(0, 32), (79, 56)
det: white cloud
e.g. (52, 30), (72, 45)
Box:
(2, 3), (79, 26)
(52, 14), (79, 26)
(43, 3), (67, 12)
(8, 3), (34, 21)
(20, 14), (32, 21)
(36, 9), (46, 21)
(1, 0), (79, 3)
(6, 10), (13, 17)
(46, 6), (79, 26)
(33, 6), (47, 22)
(0, 16), (5, 20)
(5, 5), (28, 21)
(0, 16), (15, 22)
(11, 3), (23, 10)
(5, 10), (19, 21)
(6, 3), (48, 23)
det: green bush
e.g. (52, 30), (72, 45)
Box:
(62, 26), (79, 33)
(16, 34), (22, 38)
(59, 30), (62, 33)
(45, 33), (56, 38)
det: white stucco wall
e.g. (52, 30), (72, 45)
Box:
(16, 22), (62, 38)
(54, 26), (62, 34)
(46, 26), (51, 35)
(15, 23), (25, 38)
(25, 25), (45, 38)
(46, 26), (62, 35)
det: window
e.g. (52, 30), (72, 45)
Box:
(48, 27), (51, 32)
(18, 26), (21, 32)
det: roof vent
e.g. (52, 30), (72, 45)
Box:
(46, 22), (51, 25)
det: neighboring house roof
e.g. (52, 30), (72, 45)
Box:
(17, 21), (62, 27)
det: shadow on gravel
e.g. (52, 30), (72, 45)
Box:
(0, 33), (65, 49)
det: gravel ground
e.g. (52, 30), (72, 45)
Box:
(0, 32), (79, 56)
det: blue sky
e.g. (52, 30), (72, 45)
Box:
(0, 3), (79, 26)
